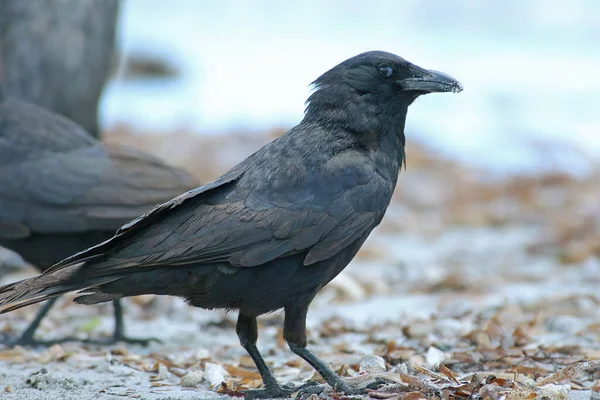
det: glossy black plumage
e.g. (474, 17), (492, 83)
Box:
(0, 51), (461, 397)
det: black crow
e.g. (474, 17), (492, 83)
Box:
(0, 51), (461, 397)
(0, 0), (119, 138)
(0, 85), (198, 345)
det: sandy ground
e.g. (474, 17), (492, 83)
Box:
(1, 130), (599, 399)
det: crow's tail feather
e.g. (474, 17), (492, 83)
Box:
(0, 263), (125, 313)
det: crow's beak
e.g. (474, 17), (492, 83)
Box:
(398, 69), (463, 93)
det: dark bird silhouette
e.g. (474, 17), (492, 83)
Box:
(0, 85), (198, 346)
(0, 0), (119, 138)
(0, 51), (461, 397)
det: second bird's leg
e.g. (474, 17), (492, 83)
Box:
(236, 313), (317, 399)
(3, 297), (59, 346)
(84, 300), (161, 345)
(109, 300), (161, 345)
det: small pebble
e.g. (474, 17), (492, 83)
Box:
(204, 362), (229, 386)
(181, 370), (205, 387)
(359, 355), (386, 373)
(425, 346), (445, 369)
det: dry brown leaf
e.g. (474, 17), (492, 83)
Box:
(37, 344), (72, 363)
(224, 364), (262, 380)
(216, 381), (246, 397)
(0, 350), (25, 363)
(148, 355), (180, 369)
(110, 347), (128, 356)
(486, 376), (512, 388)
(508, 365), (547, 377)
(512, 326), (530, 345)
(439, 364), (460, 384)
(285, 359), (303, 368)
(412, 364), (450, 383)
(150, 382), (172, 387)
(538, 360), (600, 385)
(398, 373), (440, 394)
(385, 342), (415, 363)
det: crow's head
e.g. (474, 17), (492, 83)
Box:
(305, 51), (462, 127)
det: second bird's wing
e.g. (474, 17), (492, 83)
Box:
(0, 142), (197, 238)
(0, 143), (113, 238)
(0, 98), (198, 238)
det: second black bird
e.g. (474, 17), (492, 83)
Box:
(0, 86), (198, 345)
(0, 51), (462, 398)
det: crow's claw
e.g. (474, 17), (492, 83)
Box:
(243, 381), (320, 399)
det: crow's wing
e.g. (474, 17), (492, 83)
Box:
(49, 150), (393, 274)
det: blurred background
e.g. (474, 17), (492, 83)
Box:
(104, 0), (600, 174)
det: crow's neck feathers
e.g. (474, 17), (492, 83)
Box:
(302, 80), (409, 169)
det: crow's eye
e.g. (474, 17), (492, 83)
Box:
(379, 66), (394, 78)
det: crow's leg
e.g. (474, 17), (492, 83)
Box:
(283, 302), (357, 394)
(237, 312), (317, 399)
(284, 303), (392, 397)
